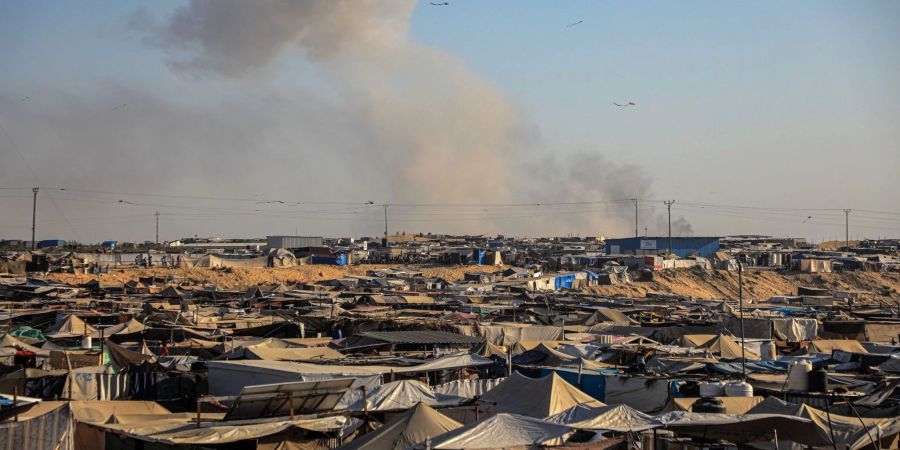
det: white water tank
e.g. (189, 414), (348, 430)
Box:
(760, 342), (777, 361)
(724, 381), (754, 397)
(787, 360), (813, 392)
(81, 336), (93, 349)
(699, 380), (726, 398)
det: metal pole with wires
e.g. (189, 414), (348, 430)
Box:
(843, 209), (851, 251)
(31, 187), (39, 250)
(664, 200), (675, 254)
(738, 260), (746, 379)
(631, 198), (638, 237)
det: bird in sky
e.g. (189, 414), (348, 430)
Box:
(803, 215), (812, 223)
(430, 2), (449, 5)
(20, 96), (30, 102)
(613, 102), (636, 107)
(111, 103), (127, 111)
(566, 20), (583, 27)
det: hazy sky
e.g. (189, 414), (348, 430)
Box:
(1, 0), (898, 243)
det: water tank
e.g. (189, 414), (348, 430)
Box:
(699, 380), (725, 398)
(760, 342), (777, 361)
(81, 336), (93, 349)
(787, 360), (813, 392)
(692, 397), (726, 413)
(332, 329), (343, 340)
(808, 367), (828, 393)
(724, 381), (754, 397)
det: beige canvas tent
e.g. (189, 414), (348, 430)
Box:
(338, 403), (462, 450)
(429, 413), (574, 449)
(479, 371), (604, 418)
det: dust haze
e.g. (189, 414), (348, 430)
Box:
(0, 0), (683, 241)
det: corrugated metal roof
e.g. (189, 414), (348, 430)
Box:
(358, 331), (482, 345)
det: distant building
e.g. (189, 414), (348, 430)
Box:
(605, 236), (720, 258)
(266, 236), (324, 250)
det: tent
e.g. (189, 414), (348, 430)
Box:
(343, 380), (467, 412)
(45, 314), (96, 339)
(683, 333), (760, 360)
(479, 371), (604, 418)
(747, 396), (900, 449)
(808, 339), (868, 354)
(656, 411), (829, 447)
(546, 403), (657, 432)
(337, 403), (461, 450)
(666, 396), (764, 414)
(429, 413), (574, 449)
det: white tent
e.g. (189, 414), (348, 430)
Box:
(547, 403), (657, 432)
(342, 380), (467, 412)
(429, 413), (574, 449)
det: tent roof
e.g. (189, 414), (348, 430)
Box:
(546, 403), (657, 432)
(479, 371), (604, 418)
(430, 413), (573, 449)
(808, 339), (868, 354)
(337, 403), (461, 450)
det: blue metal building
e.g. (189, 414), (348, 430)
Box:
(605, 237), (720, 258)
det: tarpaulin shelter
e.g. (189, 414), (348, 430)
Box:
(666, 396), (764, 414)
(772, 318), (819, 341)
(0, 401), (72, 450)
(808, 339), (868, 354)
(45, 314), (96, 339)
(747, 396), (900, 449)
(479, 371), (603, 418)
(655, 411), (829, 447)
(342, 380), (467, 412)
(337, 403), (462, 450)
(429, 413), (574, 449)
(546, 403), (657, 432)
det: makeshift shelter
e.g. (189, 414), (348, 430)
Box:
(747, 396), (900, 449)
(337, 403), (462, 450)
(479, 371), (603, 418)
(45, 314), (96, 339)
(808, 339), (868, 354)
(546, 403), (657, 432)
(683, 333), (760, 360)
(344, 380), (467, 412)
(655, 411), (830, 447)
(429, 413), (574, 449)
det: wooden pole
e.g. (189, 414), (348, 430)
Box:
(13, 386), (18, 422)
(196, 398), (202, 428)
(288, 392), (295, 420)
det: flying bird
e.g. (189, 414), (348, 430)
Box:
(430, 2), (449, 5)
(20, 96), (30, 102)
(803, 215), (812, 223)
(613, 102), (636, 107)
(111, 103), (127, 111)
(566, 20), (583, 27)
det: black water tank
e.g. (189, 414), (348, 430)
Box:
(692, 397), (726, 414)
(808, 367), (828, 393)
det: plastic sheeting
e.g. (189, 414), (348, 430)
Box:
(772, 318), (819, 342)
(433, 378), (504, 399)
(602, 376), (669, 413)
(0, 401), (71, 450)
(341, 380), (466, 412)
(429, 413), (574, 449)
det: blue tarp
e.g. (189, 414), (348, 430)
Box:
(706, 360), (789, 374)
(311, 254), (348, 266)
(555, 274), (576, 290)
(771, 307), (818, 314)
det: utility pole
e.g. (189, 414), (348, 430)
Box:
(630, 198), (638, 237)
(383, 204), (389, 247)
(842, 209), (851, 251)
(155, 211), (160, 245)
(738, 261), (746, 379)
(664, 200), (675, 254)
(31, 187), (38, 251)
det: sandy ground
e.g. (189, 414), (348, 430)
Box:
(34, 264), (899, 301)
(36, 264), (508, 289)
(585, 269), (900, 301)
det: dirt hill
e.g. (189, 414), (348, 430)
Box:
(34, 265), (899, 301)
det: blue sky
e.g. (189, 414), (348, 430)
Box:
(1, 1), (898, 242)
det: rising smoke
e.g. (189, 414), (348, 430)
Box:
(1, 0), (685, 240)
